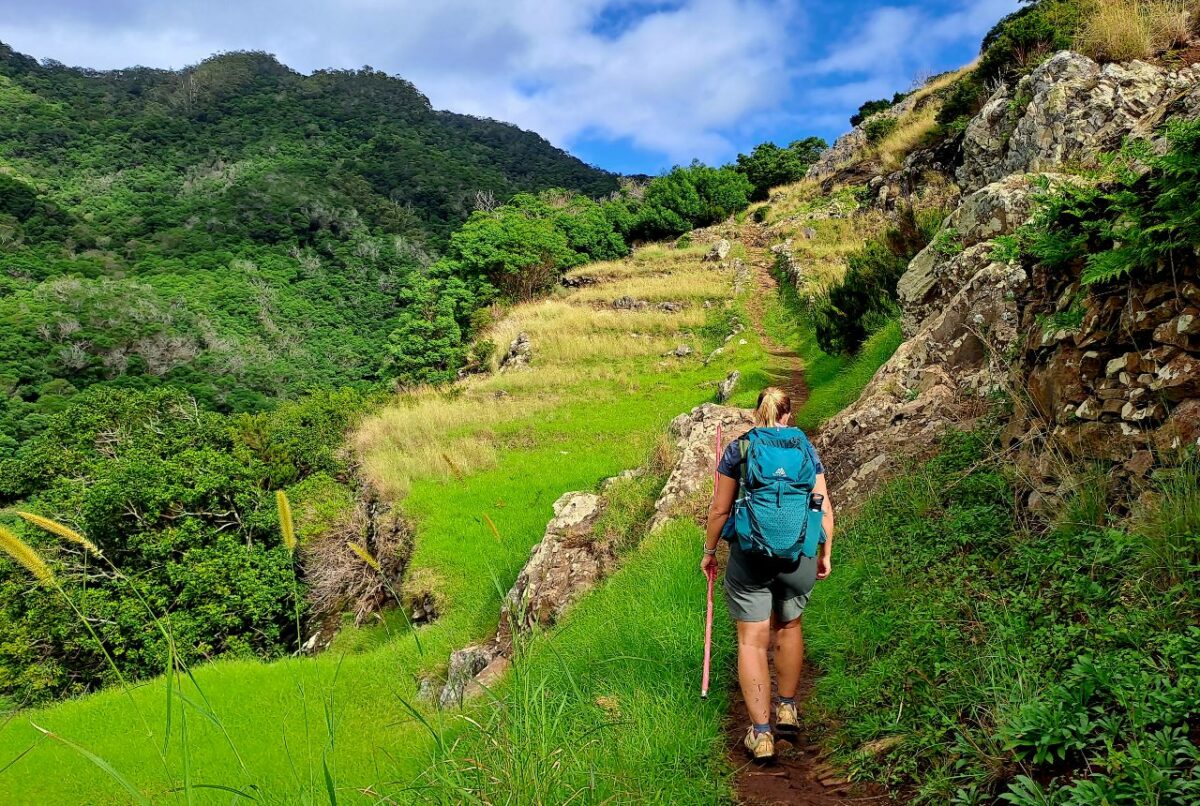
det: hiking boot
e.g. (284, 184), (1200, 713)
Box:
(743, 727), (775, 761)
(776, 700), (799, 734)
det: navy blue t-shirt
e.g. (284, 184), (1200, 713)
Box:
(717, 428), (824, 479)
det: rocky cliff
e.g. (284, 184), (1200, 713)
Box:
(807, 51), (1200, 510)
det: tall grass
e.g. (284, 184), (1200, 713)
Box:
(1134, 458), (1200, 586)
(413, 518), (737, 804)
(1076, 0), (1200, 61)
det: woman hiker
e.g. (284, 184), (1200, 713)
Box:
(701, 386), (835, 761)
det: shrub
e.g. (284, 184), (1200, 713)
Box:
(864, 116), (900, 144)
(633, 163), (752, 241)
(383, 273), (470, 384)
(937, 0), (1085, 129)
(811, 205), (943, 354)
(734, 138), (827, 200)
(0, 387), (336, 704)
(1020, 119), (1200, 286)
(850, 92), (910, 127)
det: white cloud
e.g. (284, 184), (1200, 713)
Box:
(1, 0), (799, 164)
(0, 0), (1020, 168)
(793, 0), (1019, 142)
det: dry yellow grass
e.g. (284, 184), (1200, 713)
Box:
(874, 65), (975, 171)
(566, 272), (729, 305)
(354, 243), (738, 500)
(764, 179), (822, 221)
(876, 104), (940, 171)
(1077, 0), (1200, 61)
(903, 64), (975, 108)
(765, 204), (888, 291)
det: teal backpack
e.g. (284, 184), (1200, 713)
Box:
(722, 427), (825, 561)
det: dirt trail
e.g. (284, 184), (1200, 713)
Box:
(721, 233), (883, 805)
(743, 248), (808, 410)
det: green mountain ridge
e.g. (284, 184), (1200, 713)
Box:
(0, 41), (616, 446)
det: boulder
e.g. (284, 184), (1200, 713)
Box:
(1153, 399), (1200, 455)
(416, 676), (439, 704)
(1153, 309), (1200, 351)
(959, 52), (1200, 192)
(496, 492), (609, 645)
(439, 644), (497, 708)
(716, 370), (740, 404)
(703, 239), (731, 262)
(463, 656), (511, 701)
(500, 332), (532, 371)
(897, 242), (1015, 337)
(601, 467), (646, 491)
(652, 404), (754, 531)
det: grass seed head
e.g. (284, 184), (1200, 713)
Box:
(0, 525), (55, 584)
(13, 511), (102, 556)
(347, 541), (381, 572)
(276, 490), (297, 553)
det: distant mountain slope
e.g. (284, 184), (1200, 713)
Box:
(0, 44), (616, 244)
(0, 43), (616, 445)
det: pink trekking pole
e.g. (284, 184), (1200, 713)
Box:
(701, 564), (716, 698)
(701, 423), (722, 699)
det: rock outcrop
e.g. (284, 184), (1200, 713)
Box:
(496, 492), (610, 646)
(815, 50), (1200, 509)
(437, 489), (611, 706)
(651, 404), (754, 531)
(959, 52), (1200, 193)
(897, 173), (1075, 333)
(814, 252), (1027, 506)
(500, 332), (532, 370)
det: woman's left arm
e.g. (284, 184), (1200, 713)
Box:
(814, 473), (834, 580)
(701, 474), (738, 574)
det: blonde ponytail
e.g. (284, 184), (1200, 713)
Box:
(754, 387), (792, 428)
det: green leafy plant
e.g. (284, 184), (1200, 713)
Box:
(864, 115), (900, 144)
(811, 205), (944, 354)
(734, 137), (827, 200)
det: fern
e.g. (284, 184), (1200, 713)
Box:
(1080, 247), (1136, 286)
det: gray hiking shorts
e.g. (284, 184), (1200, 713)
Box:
(723, 542), (817, 623)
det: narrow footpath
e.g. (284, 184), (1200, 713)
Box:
(721, 232), (886, 805)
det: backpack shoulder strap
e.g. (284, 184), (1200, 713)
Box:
(738, 435), (750, 485)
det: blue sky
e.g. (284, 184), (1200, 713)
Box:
(0, 0), (1020, 175)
